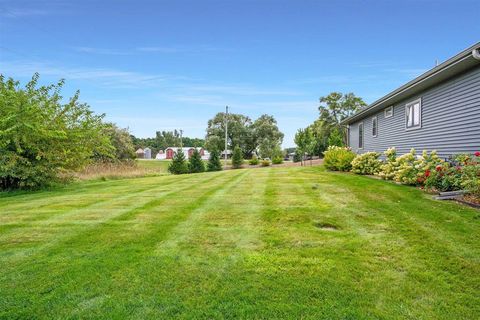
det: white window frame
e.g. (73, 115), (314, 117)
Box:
(385, 106), (394, 118)
(358, 122), (364, 149)
(405, 98), (422, 130)
(372, 116), (378, 137)
(346, 124), (350, 146)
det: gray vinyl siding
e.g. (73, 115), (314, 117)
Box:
(348, 65), (480, 158)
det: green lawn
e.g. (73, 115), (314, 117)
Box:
(0, 166), (479, 319)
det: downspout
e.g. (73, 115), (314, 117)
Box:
(473, 48), (480, 60)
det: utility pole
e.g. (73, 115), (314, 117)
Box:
(224, 106), (228, 168)
(180, 129), (183, 148)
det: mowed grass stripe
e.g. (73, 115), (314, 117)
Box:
(0, 170), (248, 319)
(0, 171), (225, 262)
(306, 167), (480, 318)
(0, 166), (479, 319)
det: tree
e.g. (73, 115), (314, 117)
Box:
(188, 149), (205, 173)
(317, 92), (367, 146)
(205, 112), (254, 156)
(168, 149), (188, 174)
(205, 112), (284, 158)
(327, 127), (344, 147)
(155, 130), (182, 150)
(207, 149), (222, 172)
(0, 74), (110, 190)
(231, 146), (244, 169)
(95, 123), (135, 162)
(294, 129), (308, 166)
(252, 114), (284, 159)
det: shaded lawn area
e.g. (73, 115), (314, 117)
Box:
(0, 166), (478, 319)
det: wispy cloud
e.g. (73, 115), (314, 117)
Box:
(71, 45), (231, 56)
(0, 8), (49, 18)
(384, 68), (427, 78)
(72, 47), (131, 55)
(0, 60), (168, 89)
(137, 45), (230, 54)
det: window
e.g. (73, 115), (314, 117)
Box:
(405, 99), (422, 129)
(385, 106), (394, 118)
(372, 116), (378, 137)
(358, 122), (364, 149)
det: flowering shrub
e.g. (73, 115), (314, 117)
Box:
(323, 146), (356, 171)
(415, 150), (444, 185)
(351, 152), (381, 175)
(261, 159), (271, 167)
(377, 147), (398, 180)
(460, 153), (480, 196)
(424, 163), (463, 192)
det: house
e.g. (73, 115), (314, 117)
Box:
(159, 147), (209, 160)
(342, 42), (480, 158)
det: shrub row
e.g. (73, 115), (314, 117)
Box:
(324, 146), (480, 197)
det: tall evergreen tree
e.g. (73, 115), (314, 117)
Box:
(207, 149), (222, 172)
(168, 149), (189, 174)
(188, 149), (205, 173)
(231, 146), (244, 169)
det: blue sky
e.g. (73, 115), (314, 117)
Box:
(0, 0), (479, 147)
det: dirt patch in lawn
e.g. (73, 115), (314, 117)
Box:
(314, 222), (340, 231)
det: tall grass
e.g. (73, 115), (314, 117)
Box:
(75, 161), (167, 180)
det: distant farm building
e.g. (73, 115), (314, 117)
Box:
(144, 147), (152, 159)
(135, 148), (144, 159)
(155, 147), (209, 160)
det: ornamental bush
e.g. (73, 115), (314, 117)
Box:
(351, 152), (381, 175)
(261, 159), (271, 167)
(272, 156), (283, 165)
(424, 163), (463, 192)
(377, 147), (398, 180)
(393, 148), (419, 185)
(323, 146), (355, 171)
(249, 155), (259, 165)
(460, 153), (480, 196)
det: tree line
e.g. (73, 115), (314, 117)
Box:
(0, 75), (287, 190)
(294, 92), (366, 164)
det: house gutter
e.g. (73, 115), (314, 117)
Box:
(473, 47), (480, 60)
(341, 42), (480, 125)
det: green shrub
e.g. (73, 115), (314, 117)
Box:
(188, 149), (205, 173)
(272, 156), (283, 165)
(249, 155), (259, 165)
(232, 146), (244, 169)
(462, 164), (480, 196)
(323, 146), (355, 171)
(261, 159), (271, 167)
(293, 150), (302, 163)
(0, 74), (110, 190)
(168, 149), (189, 174)
(207, 149), (222, 172)
(351, 152), (381, 175)
(460, 153), (480, 196)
